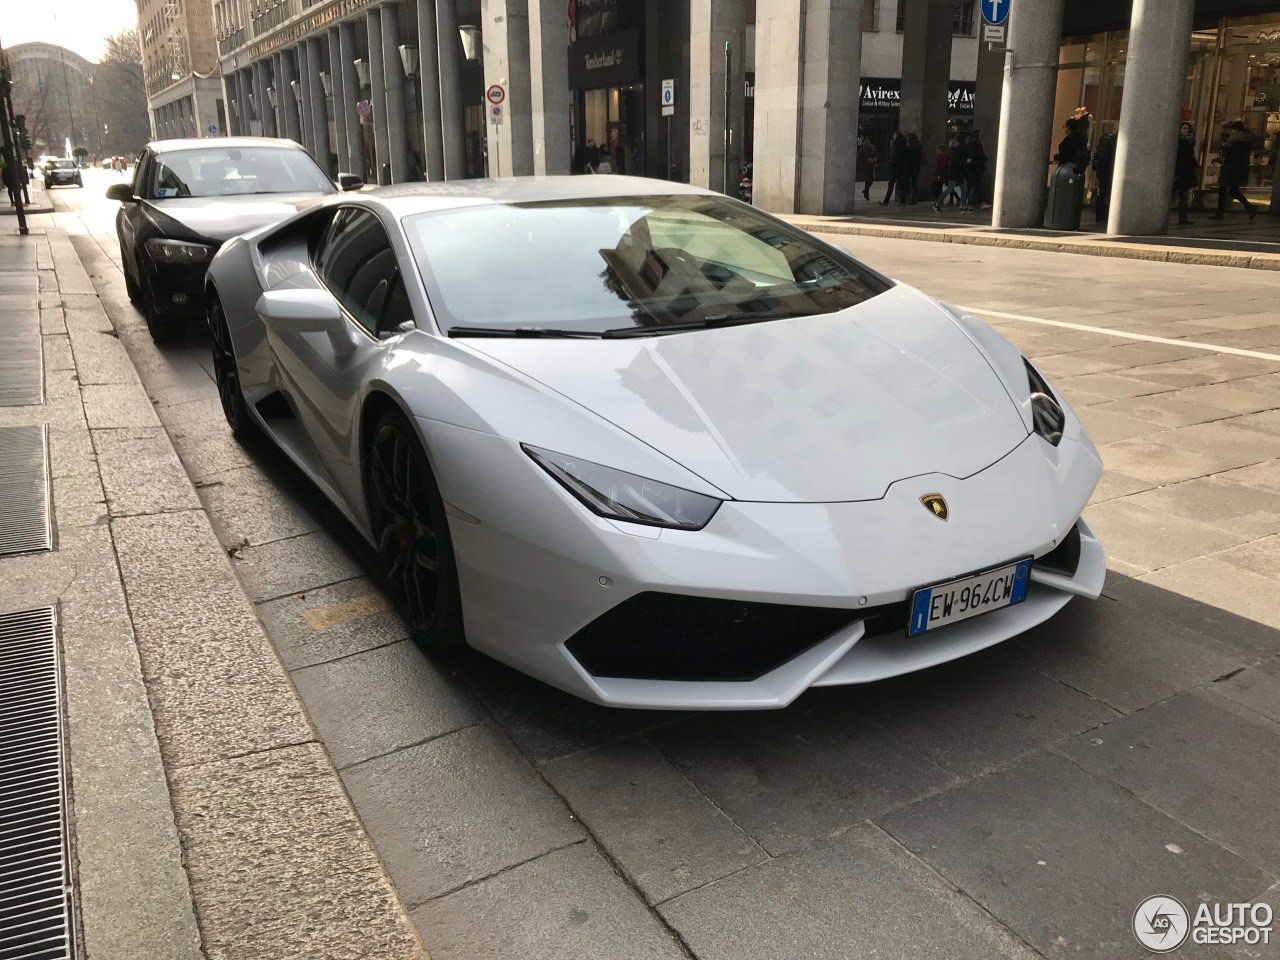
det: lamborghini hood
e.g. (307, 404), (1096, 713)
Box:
(468, 285), (1031, 503)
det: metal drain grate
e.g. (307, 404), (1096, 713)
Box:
(0, 281), (44, 407)
(0, 426), (52, 557)
(0, 606), (77, 960)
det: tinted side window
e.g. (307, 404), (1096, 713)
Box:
(313, 208), (410, 337)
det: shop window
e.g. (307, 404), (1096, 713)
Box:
(895, 1), (976, 36)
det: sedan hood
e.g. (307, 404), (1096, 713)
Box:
(147, 193), (328, 242)
(466, 285), (1031, 503)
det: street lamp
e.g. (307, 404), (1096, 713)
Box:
(319, 71), (332, 96)
(266, 85), (277, 108)
(459, 26), (480, 63)
(353, 58), (370, 87)
(289, 79), (301, 103)
(398, 45), (419, 78)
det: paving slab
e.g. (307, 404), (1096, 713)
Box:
(542, 736), (766, 905)
(646, 694), (951, 856)
(412, 842), (686, 960)
(232, 529), (366, 602)
(880, 752), (1270, 960)
(1214, 535), (1280, 583)
(81, 381), (163, 428)
(1126, 477), (1280, 539)
(1004, 595), (1244, 714)
(1097, 437), (1256, 486)
(1060, 692), (1280, 872)
(341, 721), (586, 905)
(1088, 394), (1241, 428)
(291, 639), (487, 769)
(169, 742), (426, 960)
(1220, 461), (1280, 494)
(1175, 382), (1280, 416)
(1084, 498), (1249, 573)
(1088, 470), (1158, 504)
(93, 426), (202, 517)
(256, 575), (411, 670)
(1212, 658), (1280, 725)
(660, 823), (1037, 960)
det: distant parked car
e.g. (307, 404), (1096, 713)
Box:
(107, 136), (362, 343)
(43, 158), (83, 188)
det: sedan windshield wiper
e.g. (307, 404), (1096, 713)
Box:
(447, 326), (602, 339)
(601, 311), (811, 339)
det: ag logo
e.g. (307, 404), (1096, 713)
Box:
(919, 493), (949, 522)
(1134, 895), (1190, 953)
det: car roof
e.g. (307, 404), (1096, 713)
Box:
(147, 136), (307, 154)
(369, 175), (719, 215)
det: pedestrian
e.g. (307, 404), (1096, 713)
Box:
(856, 135), (878, 201)
(1210, 120), (1257, 221)
(1092, 122), (1117, 224)
(1054, 119), (1090, 171)
(964, 130), (988, 212)
(879, 129), (909, 205)
(1173, 121), (1197, 226)
(930, 144), (948, 204)
(1071, 106), (1093, 146)
(906, 132), (923, 205)
(934, 137), (962, 210)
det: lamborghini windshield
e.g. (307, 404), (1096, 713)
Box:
(149, 147), (334, 199)
(403, 194), (890, 336)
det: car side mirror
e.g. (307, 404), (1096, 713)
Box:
(106, 183), (137, 202)
(337, 173), (364, 192)
(255, 288), (357, 358)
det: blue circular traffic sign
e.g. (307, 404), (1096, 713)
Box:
(981, 0), (1010, 25)
(207, 123), (218, 134)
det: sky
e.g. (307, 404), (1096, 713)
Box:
(2, 0), (140, 62)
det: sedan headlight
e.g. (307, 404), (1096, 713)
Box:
(523, 445), (721, 530)
(1025, 359), (1065, 447)
(146, 238), (215, 264)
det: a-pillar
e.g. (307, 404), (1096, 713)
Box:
(482, 0), (534, 176)
(436, 0), (466, 178)
(528, 0), (569, 174)
(338, 21), (368, 179)
(992, 0), (1065, 227)
(366, 10), (392, 184)
(307, 36), (332, 174)
(689, 0), (745, 193)
(753, 0), (861, 214)
(1107, 0), (1195, 236)
(379, 4), (412, 181)
(328, 28), (351, 175)
(899, 0), (952, 156)
(415, 0), (445, 179)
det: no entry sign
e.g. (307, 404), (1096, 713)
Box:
(485, 84), (506, 105)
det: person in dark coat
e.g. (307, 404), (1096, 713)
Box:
(1054, 119), (1090, 171)
(856, 136), (878, 201)
(963, 130), (988, 211)
(1210, 121), (1257, 220)
(933, 134), (966, 211)
(1173, 121), (1198, 226)
(879, 130), (909, 205)
(905, 132), (923, 205)
(1092, 122), (1118, 224)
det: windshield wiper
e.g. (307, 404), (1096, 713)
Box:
(601, 311), (811, 339)
(447, 326), (602, 339)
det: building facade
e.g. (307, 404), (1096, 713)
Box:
(139, 0), (224, 139)
(5, 43), (97, 156)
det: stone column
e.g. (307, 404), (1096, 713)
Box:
(972, 32), (1004, 168)
(899, 0), (953, 159)
(528, 0), (569, 175)
(415, 0), (445, 180)
(271, 53), (285, 136)
(689, 0), (745, 192)
(482, 0), (534, 176)
(307, 37), (333, 175)
(255, 60), (276, 136)
(436, 0), (466, 178)
(339, 21), (368, 178)
(380, 4), (412, 181)
(242, 68), (257, 135)
(280, 48), (303, 143)
(1107, 0), (1195, 236)
(992, 0), (1065, 228)
(367, 11), (392, 184)
(297, 43), (316, 153)
(752, 0), (861, 215)
(328, 28), (350, 174)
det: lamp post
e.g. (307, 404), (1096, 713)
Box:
(89, 72), (104, 158)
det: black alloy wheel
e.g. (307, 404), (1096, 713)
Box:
(208, 296), (253, 437)
(367, 410), (464, 651)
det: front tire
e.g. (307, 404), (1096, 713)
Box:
(366, 410), (464, 652)
(208, 295), (254, 438)
(145, 295), (184, 345)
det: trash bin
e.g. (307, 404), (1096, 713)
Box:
(1044, 163), (1085, 231)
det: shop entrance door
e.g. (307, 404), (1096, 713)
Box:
(576, 85), (645, 176)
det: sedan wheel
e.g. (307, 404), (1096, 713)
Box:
(367, 411), (464, 651)
(208, 296), (254, 437)
(145, 297), (184, 345)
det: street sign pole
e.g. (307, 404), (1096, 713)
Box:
(722, 42), (732, 195)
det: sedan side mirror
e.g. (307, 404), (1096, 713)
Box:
(255, 288), (357, 358)
(337, 173), (364, 192)
(106, 183), (137, 202)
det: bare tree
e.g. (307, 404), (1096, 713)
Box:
(94, 30), (150, 157)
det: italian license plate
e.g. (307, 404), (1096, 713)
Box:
(907, 558), (1032, 637)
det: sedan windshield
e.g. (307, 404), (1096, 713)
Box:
(403, 195), (890, 335)
(52, 160), (76, 169)
(149, 147), (333, 199)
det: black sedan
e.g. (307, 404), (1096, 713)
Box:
(44, 159), (83, 188)
(108, 137), (360, 343)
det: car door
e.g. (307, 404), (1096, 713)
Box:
(268, 205), (417, 511)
